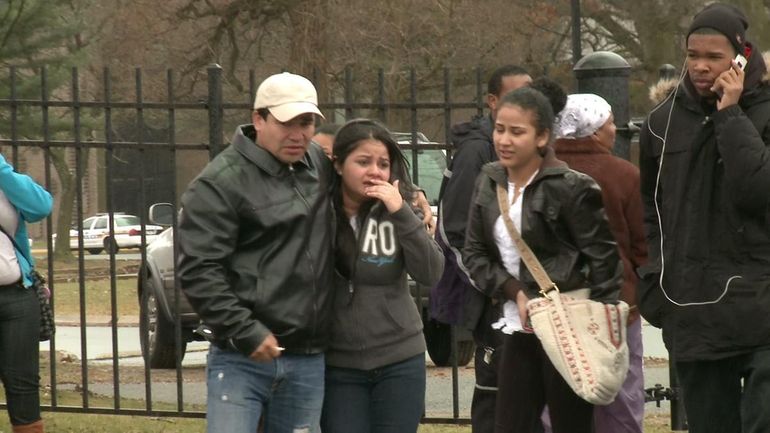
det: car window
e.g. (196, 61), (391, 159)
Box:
(116, 216), (141, 226)
(392, 132), (430, 143)
(393, 132), (446, 206)
(93, 217), (108, 230)
(79, 217), (97, 230)
(403, 149), (446, 206)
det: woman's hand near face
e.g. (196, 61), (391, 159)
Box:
(366, 179), (404, 213)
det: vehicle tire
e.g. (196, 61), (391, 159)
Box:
(87, 248), (103, 255)
(424, 317), (475, 367)
(104, 237), (120, 255)
(139, 278), (187, 369)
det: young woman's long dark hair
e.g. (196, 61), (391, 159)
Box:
(331, 118), (416, 279)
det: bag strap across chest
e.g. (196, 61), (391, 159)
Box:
(495, 184), (558, 298)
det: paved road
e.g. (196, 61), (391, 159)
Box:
(42, 321), (673, 418)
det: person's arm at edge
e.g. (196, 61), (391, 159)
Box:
(713, 103), (770, 212)
(0, 153), (53, 222)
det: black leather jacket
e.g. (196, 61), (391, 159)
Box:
(463, 148), (622, 305)
(177, 124), (335, 356)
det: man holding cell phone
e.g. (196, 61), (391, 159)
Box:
(638, 3), (770, 433)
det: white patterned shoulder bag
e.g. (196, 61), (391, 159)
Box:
(496, 185), (628, 406)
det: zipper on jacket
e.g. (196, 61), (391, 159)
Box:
(305, 248), (318, 353)
(348, 212), (371, 351)
(289, 164), (312, 209)
(289, 163), (318, 353)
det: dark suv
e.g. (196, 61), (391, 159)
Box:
(137, 138), (474, 368)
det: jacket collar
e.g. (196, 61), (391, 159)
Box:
(231, 124), (312, 177)
(553, 136), (610, 156)
(482, 145), (568, 186)
(479, 114), (494, 142)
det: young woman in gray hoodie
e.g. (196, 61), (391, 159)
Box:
(320, 119), (444, 433)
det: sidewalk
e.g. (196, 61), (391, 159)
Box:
(41, 323), (209, 365)
(39, 320), (676, 420)
(54, 314), (139, 327)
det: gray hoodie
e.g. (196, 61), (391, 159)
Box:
(326, 202), (444, 370)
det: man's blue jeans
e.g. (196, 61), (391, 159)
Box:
(321, 353), (426, 433)
(206, 345), (324, 433)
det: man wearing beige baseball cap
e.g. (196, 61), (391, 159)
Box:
(177, 72), (334, 433)
(252, 71), (324, 163)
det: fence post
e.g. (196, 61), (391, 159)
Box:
(207, 64), (224, 159)
(573, 51), (632, 160)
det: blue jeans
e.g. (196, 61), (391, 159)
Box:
(321, 354), (426, 433)
(0, 283), (41, 426)
(206, 345), (324, 433)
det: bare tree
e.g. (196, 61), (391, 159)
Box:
(0, 0), (95, 261)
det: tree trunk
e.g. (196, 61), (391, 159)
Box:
(51, 147), (89, 262)
(287, 0), (332, 102)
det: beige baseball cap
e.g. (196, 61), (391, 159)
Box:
(253, 72), (324, 122)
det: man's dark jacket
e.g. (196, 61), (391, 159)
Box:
(441, 115), (496, 249)
(177, 124), (335, 357)
(430, 115), (497, 327)
(639, 51), (770, 361)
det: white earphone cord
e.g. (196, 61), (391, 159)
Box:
(647, 57), (740, 307)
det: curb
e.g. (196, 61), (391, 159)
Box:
(54, 315), (139, 327)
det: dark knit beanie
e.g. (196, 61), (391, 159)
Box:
(687, 3), (748, 54)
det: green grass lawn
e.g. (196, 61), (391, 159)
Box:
(0, 408), (676, 433)
(0, 388), (473, 433)
(52, 278), (139, 317)
(0, 384), (677, 433)
(36, 257), (142, 318)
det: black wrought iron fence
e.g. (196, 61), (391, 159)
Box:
(0, 64), (650, 425)
(0, 64), (493, 422)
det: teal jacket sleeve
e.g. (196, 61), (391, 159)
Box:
(0, 153), (53, 286)
(0, 153), (53, 223)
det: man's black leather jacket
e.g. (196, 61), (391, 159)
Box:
(177, 124), (335, 356)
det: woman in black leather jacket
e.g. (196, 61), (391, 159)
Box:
(462, 87), (622, 433)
